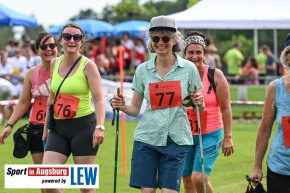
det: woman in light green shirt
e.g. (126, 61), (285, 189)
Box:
(112, 15), (204, 193)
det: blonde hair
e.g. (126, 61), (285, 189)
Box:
(280, 46), (290, 66)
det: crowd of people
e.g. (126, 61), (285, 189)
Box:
(223, 41), (284, 85)
(87, 33), (147, 76)
(0, 15), (289, 193)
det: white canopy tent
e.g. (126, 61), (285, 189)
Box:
(168, 0), (290, 55)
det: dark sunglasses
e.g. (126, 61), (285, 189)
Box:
(151, 36), (171, 43)
(62, 33), (83, 42)
(39, 43), (57, 51)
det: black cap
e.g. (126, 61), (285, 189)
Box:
(284, 33), (290, 48)
(13, 124), (30, 159)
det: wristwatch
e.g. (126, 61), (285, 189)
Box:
(96, 125), (105, 131)
(5, 123), (13, 128)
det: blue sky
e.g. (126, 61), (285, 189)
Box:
(0, 0), (122, 29)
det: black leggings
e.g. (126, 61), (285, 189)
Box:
(45, 113), (99, 157)
(267, 166), (290, 193)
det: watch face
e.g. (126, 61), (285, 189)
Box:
(96, 125), (105, 131)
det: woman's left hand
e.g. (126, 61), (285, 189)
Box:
(93, 128), (104, 147)
(222, 136), (234, 156)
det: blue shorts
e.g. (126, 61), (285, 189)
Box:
(183, 129), (222, 176)
(130, 137), (188, 191)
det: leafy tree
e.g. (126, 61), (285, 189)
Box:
(188, 0), (200, 7)
(219, 34), (254, 66)
(70, 9), (99, 20)
(0, 27), (14, 49)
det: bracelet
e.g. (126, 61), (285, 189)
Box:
(5, 123), (13, 128)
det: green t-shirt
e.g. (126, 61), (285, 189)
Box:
(223, 48), (244, 75)
(256, 52), (267, 74)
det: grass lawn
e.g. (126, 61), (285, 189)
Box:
(0, 118), (274, 193)
(230, 85), (266, 118)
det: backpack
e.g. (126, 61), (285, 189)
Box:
(207, 66), (216, 94)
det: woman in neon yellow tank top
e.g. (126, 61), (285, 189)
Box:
(42, 23), (106, 193)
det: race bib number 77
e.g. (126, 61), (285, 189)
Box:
(149, 81), (182, 109)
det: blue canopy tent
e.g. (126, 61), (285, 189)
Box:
(114, 20), (150, 37)
(48, 19), (114, 38)
(0, 3), (38, 28)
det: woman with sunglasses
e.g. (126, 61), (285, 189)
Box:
(111, 16), (204, 193)
(0, 32), (57, 193)
(42, 23), (106, 193)
(182, 31), (234, 193)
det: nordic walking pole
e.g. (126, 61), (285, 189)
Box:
(194, 85), (207, 193)
(113, 88), (120, 193)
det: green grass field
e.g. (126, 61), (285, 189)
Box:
(230, 85), (266, 118)
(0, 118), (274, 193)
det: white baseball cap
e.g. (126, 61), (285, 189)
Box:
(149, 15), (177, 32)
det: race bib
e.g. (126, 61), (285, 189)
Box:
(54, 93), (80, 119)
(282, 116), (290, 147)
(187, 109), (207, 135)
(30, 98), (47, 124)
(149, 81), (182, 109)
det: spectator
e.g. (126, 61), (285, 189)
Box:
(223, 41), (244, 80)
(205, 44), (222, 68)
(96, 54), (110, 76)
(256, 46), (267, 76)
(0, 78), (13, 125)
(261, 44), (276, 76)
(0, 50), (13, 81)
(108, 38), (125, 75)
(235, 56), (259, 85)
(121, 32), (135, 73)
(8, 47), (28, 85)
(6, 38), (18, 57)
(132, 37), (147, 73)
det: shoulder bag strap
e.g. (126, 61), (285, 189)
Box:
(52, 55), (82, 103)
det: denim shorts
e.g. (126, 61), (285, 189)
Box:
(130, 137), (188, 191)
(183, 129), (222, 176)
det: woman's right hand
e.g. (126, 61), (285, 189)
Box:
(111, 94), (125, 111)
(0, 127), (13, 145)
(250, 167), (263, 183)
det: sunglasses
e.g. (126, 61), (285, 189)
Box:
(39, 43), (57, 51)
(151, 36), (171, 43)
(62, 33), (83, 42)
